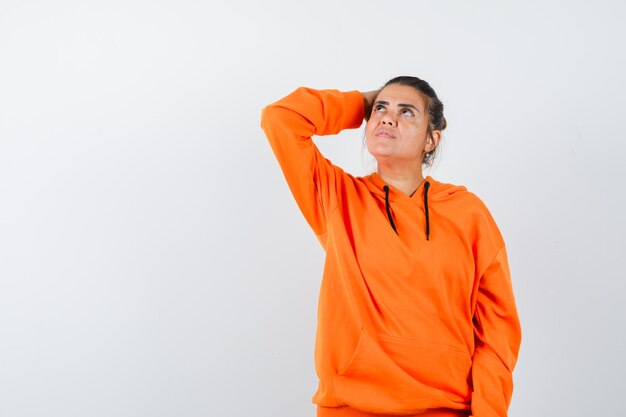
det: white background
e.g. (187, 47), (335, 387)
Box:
(1, 1), (625, 416)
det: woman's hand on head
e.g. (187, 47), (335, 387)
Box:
(361, 90), (379, 122)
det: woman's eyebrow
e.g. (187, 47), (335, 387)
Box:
(398, 103), (420, 113)
(375, 100), (420, 113)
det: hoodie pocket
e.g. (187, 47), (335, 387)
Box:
(336, 327), (471, 406)
(337, 326), (366, 375)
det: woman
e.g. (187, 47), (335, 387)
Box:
(260, 76), (522, 417)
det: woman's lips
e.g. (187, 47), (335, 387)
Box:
(375, 129), (396, 139)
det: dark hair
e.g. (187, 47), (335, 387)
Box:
(378, 75), (447, 167)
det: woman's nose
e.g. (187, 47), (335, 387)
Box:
(382, 114), (396, 126)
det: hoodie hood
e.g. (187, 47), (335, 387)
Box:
(363, 173), (468, 241)
(364, 172), (468, 202)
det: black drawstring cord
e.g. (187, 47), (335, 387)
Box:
(383, 180), (431, 241)
(424, 181), (431, 241)
(383, 185), (398, 235)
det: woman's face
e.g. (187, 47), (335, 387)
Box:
(365, 84), (439, 167)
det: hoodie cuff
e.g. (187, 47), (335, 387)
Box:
(342, 90), (366, 130)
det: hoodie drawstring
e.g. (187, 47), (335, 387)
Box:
(383, 185), (398, 235)
(424, 181), (430, 241)
(383, 181), (431, 241)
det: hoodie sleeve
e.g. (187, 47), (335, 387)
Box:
(470, 245), (522, 417)
(260, 87), (364, 238)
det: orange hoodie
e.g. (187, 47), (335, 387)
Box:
(260, 87), (522, 417)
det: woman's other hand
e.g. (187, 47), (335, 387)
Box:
(361, 90), (379, 122)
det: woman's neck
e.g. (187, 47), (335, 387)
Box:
(377, 167), (425, 197)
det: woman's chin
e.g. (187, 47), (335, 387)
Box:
(370, 151), (396, 160)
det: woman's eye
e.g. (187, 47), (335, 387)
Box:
(400, 108), (415, 117)
(373, 104), (386, 112)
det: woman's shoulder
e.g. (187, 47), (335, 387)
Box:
(427, 176), (486, 207)
(429, 177), (504, 236)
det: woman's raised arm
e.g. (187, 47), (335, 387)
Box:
(260, 87), (364, 241)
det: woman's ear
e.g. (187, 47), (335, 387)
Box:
(426, 130), (442, 152)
